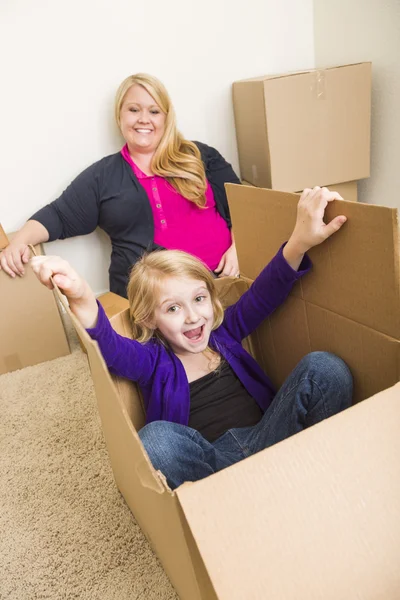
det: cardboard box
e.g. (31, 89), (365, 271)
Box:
(227, 184), (399, 402)
(242, 180), (358, 202)
(323, 180), (358, 202)
(233, 62), (371, 191)
(75, 292), (129, 355)
(52, 188), (400, 598)
(0, 229), (70, 375)
(97, 291), (129, 319)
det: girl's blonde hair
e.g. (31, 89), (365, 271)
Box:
(115, 73), (208, 207)
(127, 250), (224, 343)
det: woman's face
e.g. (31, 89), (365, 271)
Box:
(119, 84), (166, 155)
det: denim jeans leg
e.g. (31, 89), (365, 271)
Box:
(139, 420), (243, 490)
(231, 351), (353, 456)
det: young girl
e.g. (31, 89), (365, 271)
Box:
(32, 187), (353, 490)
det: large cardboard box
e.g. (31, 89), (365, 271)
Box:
(233, 62), (371, 191)
(0, 229), (70, 375)
(53, 190), (400, 599)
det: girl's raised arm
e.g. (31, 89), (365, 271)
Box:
(283, 186), (347, 270)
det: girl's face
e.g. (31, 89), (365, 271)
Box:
(119, 84), (166, 155)
(152, 276), (215, 358)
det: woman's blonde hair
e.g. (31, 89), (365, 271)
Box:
(127, 250), (224, 344)
(115, 73), (208, 207)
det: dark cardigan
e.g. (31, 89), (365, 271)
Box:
(31, 142), (240, 297)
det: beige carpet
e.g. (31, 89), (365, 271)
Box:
(0, 314), (177, 600)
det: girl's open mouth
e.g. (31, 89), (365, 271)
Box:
(184, 325), (204, 342)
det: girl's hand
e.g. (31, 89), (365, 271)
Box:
(30, 255), (87, 298)
(30, 256), (99, 328)
(283, 187), (347, 271)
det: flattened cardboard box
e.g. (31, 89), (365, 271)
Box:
(233, 62), (371, 191)
(54, 189), (400, 599)
(0, 230), (70, 375)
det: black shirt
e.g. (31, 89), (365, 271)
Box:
(30, 142), (240, 298)
(188, 361), (263, 442)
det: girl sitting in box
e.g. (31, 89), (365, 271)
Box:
(31, 186), (353, 490)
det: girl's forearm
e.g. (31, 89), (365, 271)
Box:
(282, 237), (306, 272)
(69, 284), (99, 329)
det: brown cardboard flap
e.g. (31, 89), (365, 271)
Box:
(110, 310), (146, 431)
(306, 304), (400, 402)
(253, 296), (400, 403)
(227, 184), (400, 338)
(0, 245), (70, 375)
(254, 295), (311, 388)
(176, 383), (400, 600)
(98, 291), (129, 319)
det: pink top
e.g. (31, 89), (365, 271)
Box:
(121, 145), (232, 271)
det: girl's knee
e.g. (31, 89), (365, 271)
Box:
(139, 421), (190, 470)
(305, 351), (353, 406)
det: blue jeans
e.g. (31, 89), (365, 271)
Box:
(139, 352), (353, 490)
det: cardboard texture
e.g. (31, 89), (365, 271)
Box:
(242, 180), (359, 202)
(0, 230), (70, 375)
(51, 186), (400, 599)
(97, 291), (129, 319)
(176, 383), (400, 600)
(227, 184), (400, 402)
(233, 62), (371, 191)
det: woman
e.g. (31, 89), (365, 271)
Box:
(0, 73), (240, 297)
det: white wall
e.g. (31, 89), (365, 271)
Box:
(313, 0), (400, 210)
(0, 0), (314, 294)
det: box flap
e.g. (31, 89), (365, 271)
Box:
(97, 291), (129, 319)
(0, 241), (70, 374)
(227, 184), (400, 339)
(176, 383), (400, 600)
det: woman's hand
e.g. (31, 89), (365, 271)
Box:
(30, 256), (99, 328)
(283, 186), (347, 271)
(214, 241), (240, 278)
(0, 240), (31, 277)
(0, 220), (50, 277)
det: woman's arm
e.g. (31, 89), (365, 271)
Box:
(0, 220), (49, 277)
(1, 160), (104, 279)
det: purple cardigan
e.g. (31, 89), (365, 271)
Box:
(87, 246), (311, 426)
